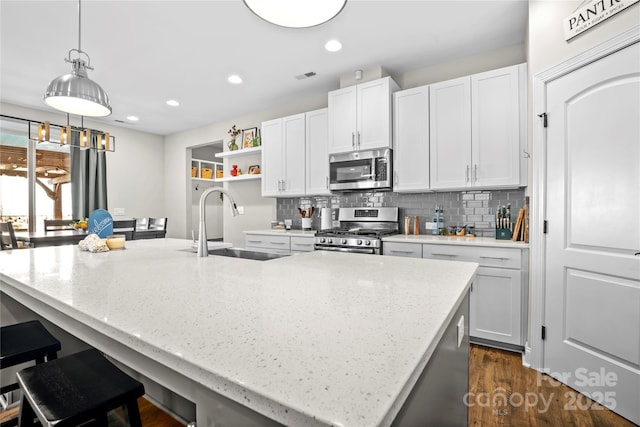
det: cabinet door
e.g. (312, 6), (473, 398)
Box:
(328, 86), (357, 154)
(470, 266), (522, 346)
(357, 77), (393, 151)
(471, 64), (523, 188)
(282, 113), (306, 196)
(429, 76), (471, 190)
(261, 118), (283, 197)
(393, 86), (430, 192)
(305, 108), (330, 195)
(291, 236), (315, 252)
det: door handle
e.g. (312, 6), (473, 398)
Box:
(326, 176), (329, 189)
(474, 164), (478, 183)
(465, 165), (470, 184)
(357, 131), (361, 148)
(352, 132), (355, 149)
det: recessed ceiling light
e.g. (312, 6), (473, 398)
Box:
(325, 39), (342, 52)
(126, 116), (139, 122)
(228, 75), (243, 84)
(166, 100), (180, 107)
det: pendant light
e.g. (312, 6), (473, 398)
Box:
(44, 0), (111, 117)
(243, 0), (347, 28)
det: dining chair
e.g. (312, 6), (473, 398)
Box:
(0, 222), (19, 250)
(148, 217), (167, 238)
(112, 219), (136, 240)
(43, 219), (76, 232)
(134, 217), (149, 231)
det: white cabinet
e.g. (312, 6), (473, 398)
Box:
(383, 241), (422, 258)
(244, 233), (315, 254)
(261, 114), (306, 197)
(421, 243), (528, 349)
(430, 63), (526, 190)
(393, 85), (430, 192)
(328, 77), (399, 154)
(305, 108), (330, 195)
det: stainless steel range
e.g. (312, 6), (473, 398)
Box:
(314, 207), (398, 255)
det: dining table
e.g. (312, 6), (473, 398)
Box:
(15, 229), (88, 248)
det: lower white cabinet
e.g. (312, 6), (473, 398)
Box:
(384, 240), (528, 349)
(245, 233), (315, 255)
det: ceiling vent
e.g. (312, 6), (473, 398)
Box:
(295, 71), (317, 80)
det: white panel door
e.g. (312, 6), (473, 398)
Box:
(282, 113), (306, 196)
(429, 76), (471, 190)
(261, 119), (283, 197)
(357, 77), (392, 150)
(305, 108), (330, 195)
(328, 85), (357, 154)
(545, 42), (640, 424)
(471, 64), (523, 188)
(393, 86), (430, 192)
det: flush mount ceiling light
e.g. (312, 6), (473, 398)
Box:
(166, 100), (180, 107)
(227, 75), (243, 84)
(43, 0), (111, 117)
(243, 0), (347, 28)
(324, 39), (342, 52)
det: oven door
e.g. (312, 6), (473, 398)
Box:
(314, 245), (379, 255)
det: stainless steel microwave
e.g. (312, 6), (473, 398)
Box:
(329, 149), (392, 191)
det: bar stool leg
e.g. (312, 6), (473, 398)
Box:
(124, 399), (143, 427)
(17, 394), (36, 427)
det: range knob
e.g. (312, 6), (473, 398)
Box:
(341, 239), (347, 245)
(356, 239), (363, 245)
(319, 238), (326, 243)
(327, 238), (333, 244)
(365, 240), (371, 246)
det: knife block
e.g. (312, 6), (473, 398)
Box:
(495, 228), (512, 240)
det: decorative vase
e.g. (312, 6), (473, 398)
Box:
(231, 164), (238, 176)
(228, 139), (238, 151)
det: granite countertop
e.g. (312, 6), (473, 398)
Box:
(244, 229), (317, 236)
(0, 238), (476, 427)
(383, 234), (530, 249)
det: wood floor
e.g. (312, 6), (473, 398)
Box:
(2, 344), (635, 426)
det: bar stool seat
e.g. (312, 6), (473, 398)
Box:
(16, 349), (145, 427)
(0, 321), (61, 393)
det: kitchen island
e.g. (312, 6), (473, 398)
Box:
(0, 238), (477, 427)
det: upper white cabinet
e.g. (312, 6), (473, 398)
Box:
(393, 85), (430, 192)
(305, 108), (330, 196)
(429, 63), (526, 190)
(261, 114), (306, 197)
(328, 77), (399, 154)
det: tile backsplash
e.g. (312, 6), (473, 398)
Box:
(277, 188), (526, 238)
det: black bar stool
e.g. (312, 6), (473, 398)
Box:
(16, 348), (145, 427)
(1, 321), (61, 427)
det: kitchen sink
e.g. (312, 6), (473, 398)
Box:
(206, 247), (289, 261)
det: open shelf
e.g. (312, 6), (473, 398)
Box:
(215, 146), (262, 158)
(215, 174), (261, 183)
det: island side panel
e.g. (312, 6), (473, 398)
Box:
(392, 291), (470, 426)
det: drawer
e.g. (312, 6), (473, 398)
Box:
(383, 242), (422, 258)
(291, 236), (315, 252)
(422, 244), (521, 269)
(245, 234), (290, 251)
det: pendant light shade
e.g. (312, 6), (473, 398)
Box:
(44, 58), (111, 117)
(43, 0), (111, 117)
(243, 0), (347, 28)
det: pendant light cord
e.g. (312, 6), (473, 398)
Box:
(77, 0), (82, 53)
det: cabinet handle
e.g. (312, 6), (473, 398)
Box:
(247, 240), (263, 244)
(479, 256), (510, 260)
(357, 131), (361, 148)
(282, 179), (286, 192)
(465, 165), (470, 184)
(390, 250), (415, 254)
(352, 132), (355, 149)
(269, 241), (287, 245)
(326, 176), (329, 189)
(474, 164), (478, 183)
(432, 253), (457, 257)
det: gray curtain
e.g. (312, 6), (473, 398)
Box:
(70, 131), (108, 219)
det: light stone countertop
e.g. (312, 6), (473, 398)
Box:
(0, 238), (477, 427)
(244, 229), (317, 237)
(383, 234), (530, 249)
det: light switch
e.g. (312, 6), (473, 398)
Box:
(113, 208), (125, 215)
(457, 315), (465, 348)
(236, 206), (244, 215)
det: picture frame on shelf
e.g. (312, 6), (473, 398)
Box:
(247, 164), (260, 175)
(242, 127), (257, 149)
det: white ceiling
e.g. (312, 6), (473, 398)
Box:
(0, 0), (528, 136)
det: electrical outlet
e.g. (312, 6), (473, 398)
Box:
(425, 222), (437, 230)
(113, 208), (125, 216)
(457, 315), (465, 348)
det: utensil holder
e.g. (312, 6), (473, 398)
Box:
(301, 218), (311, 230)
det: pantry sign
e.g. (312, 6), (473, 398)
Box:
(564, 0), (639, 40)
